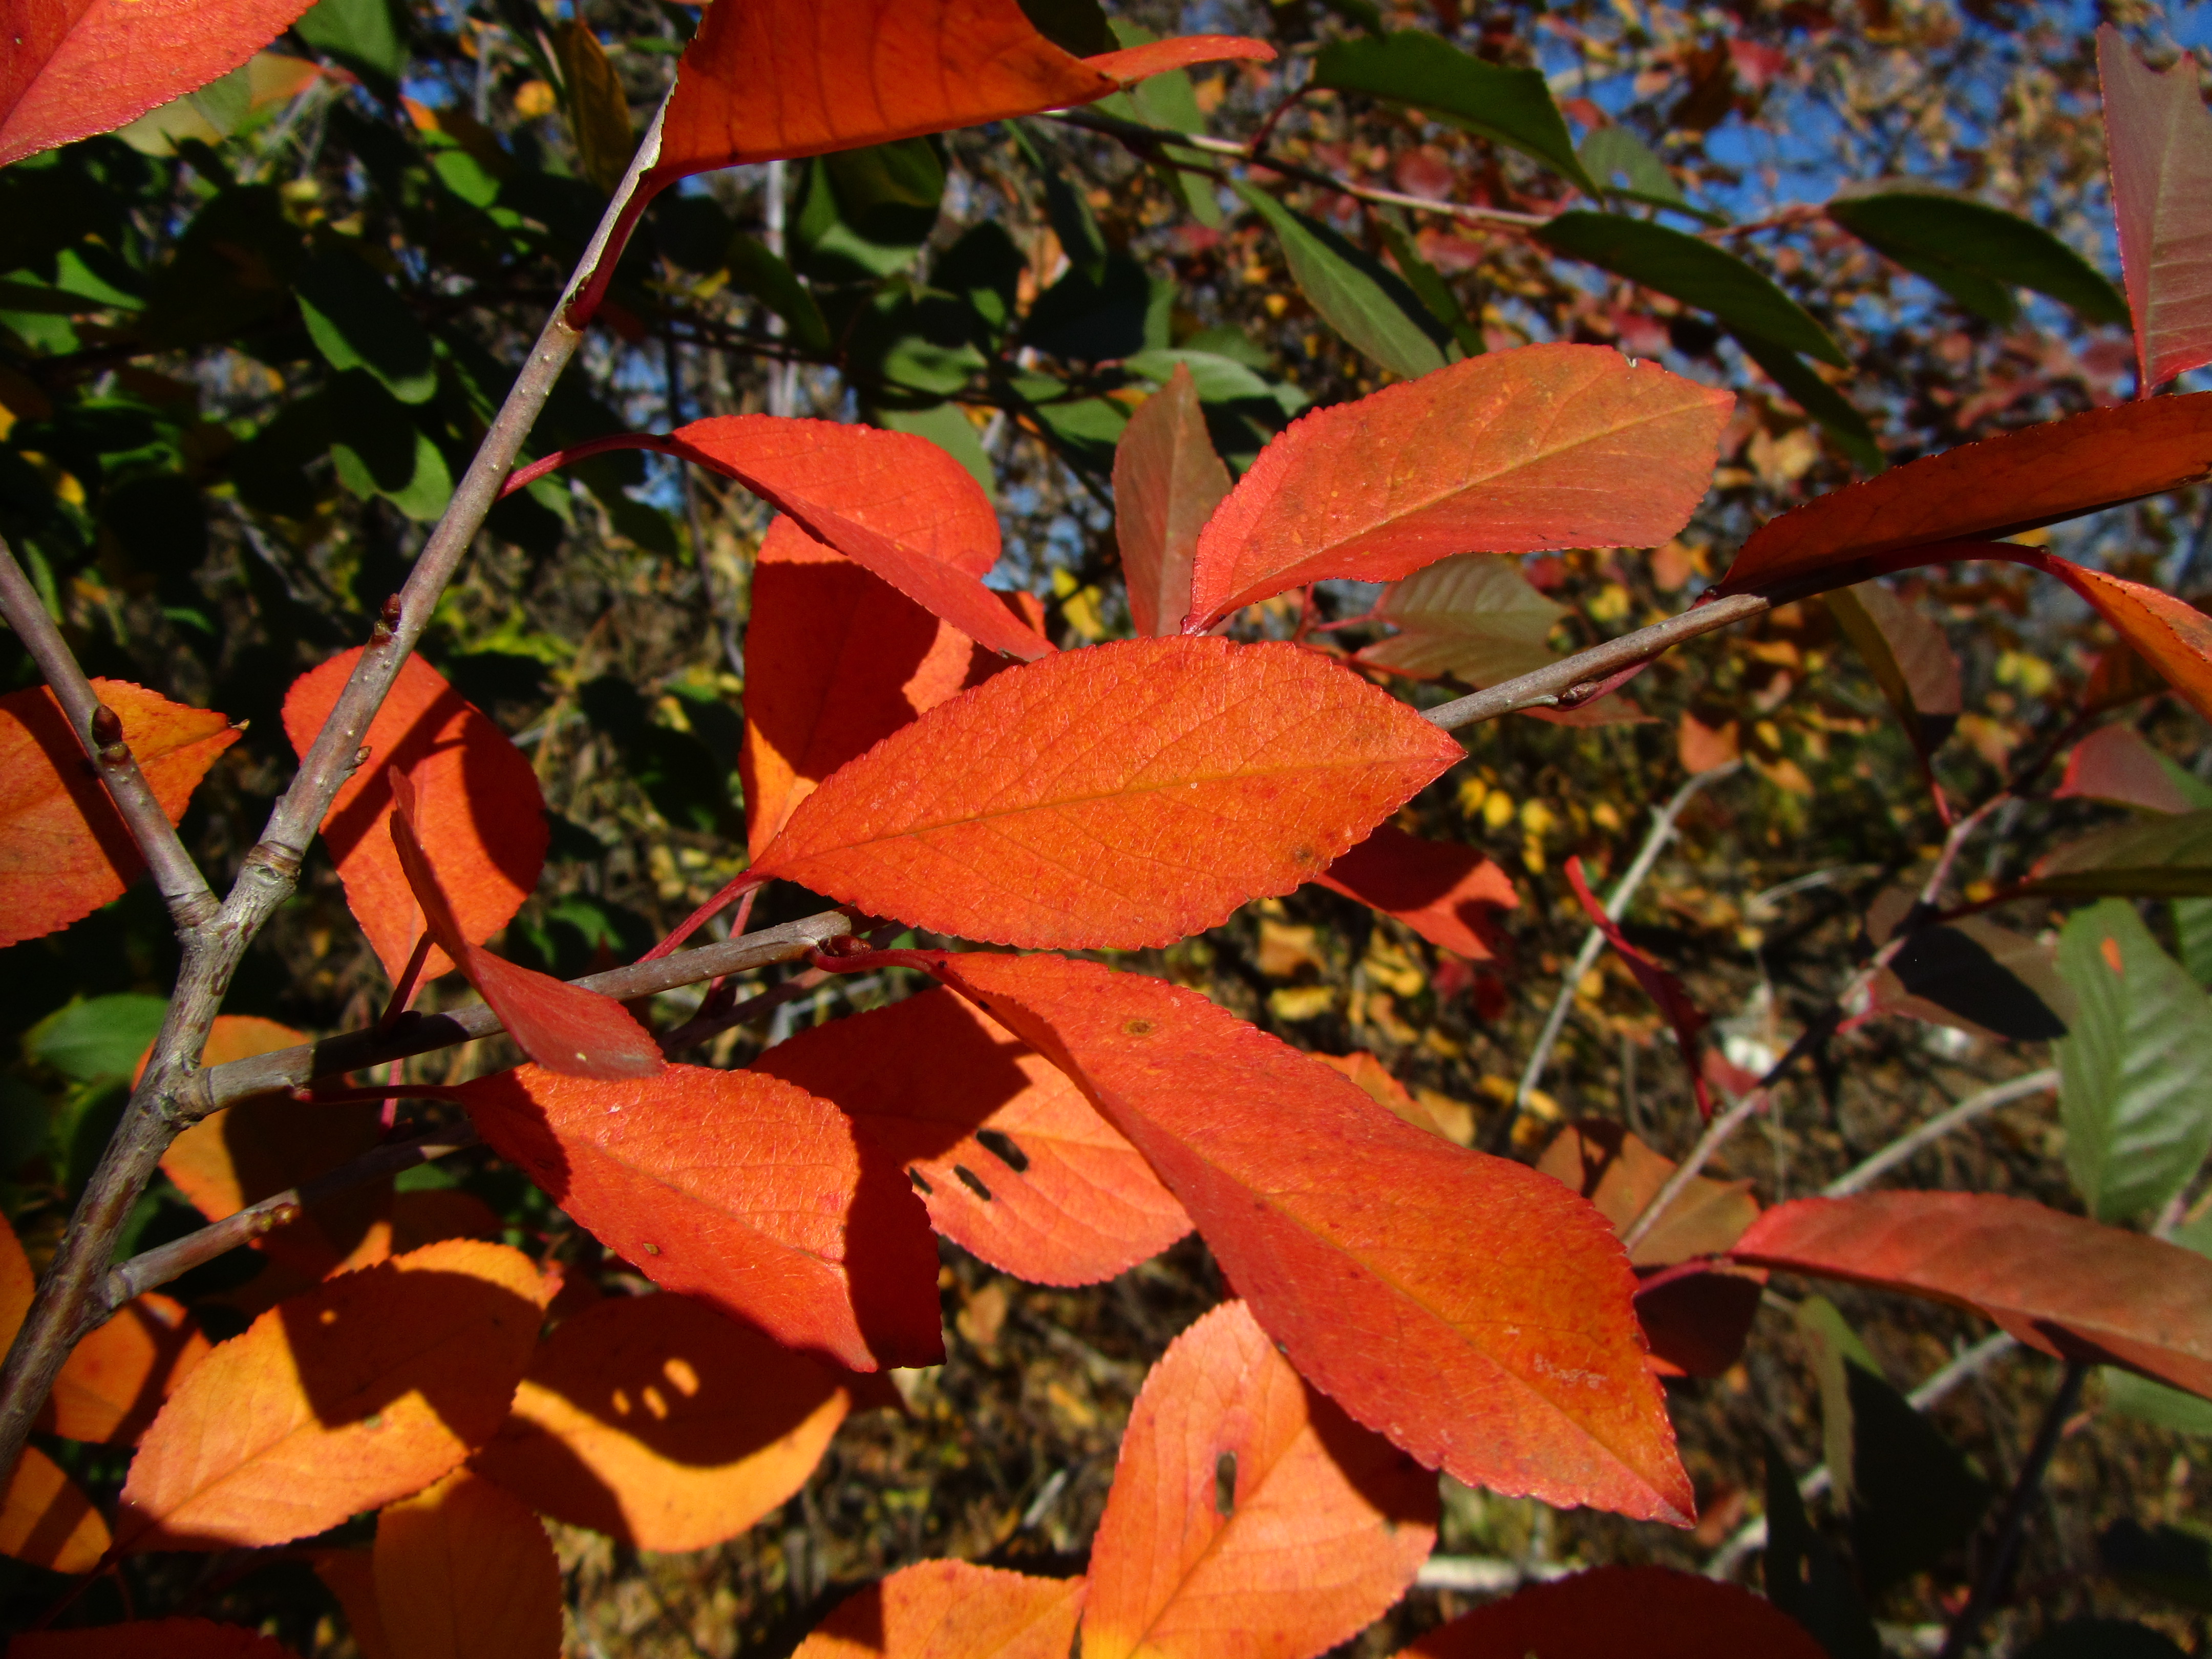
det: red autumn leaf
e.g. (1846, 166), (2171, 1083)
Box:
(1396, 1565), (1827, 1659)
(1115, 363), (1232, 638)
(2057, 723), (2198, 815)
(282, 649), (548, 985)
(116, 1240), (547, 1551)
(1535, 1121), (1758, 1268)
(1824, 579), (1962, 761)
(470, 1291), (852, 1551)
(1084, 1299), (1436, 1659)
(0, 678), (238, 948)
(1185, 346), (1731, 628)
(741, 515), (1000, 859)
(373, 1471), (563, 1659)
(755, 988), (1192, 1286)
(8, 1620), (301, 1659)
(2023, 551), (2212, 727)
(2099, 26), (2212, 389)
(1565, 857), (1713, 1118)
(0, 1443), (110, 1575)
(0, 0), (316, 167)
(924, 952), (1690, 1523)
(41, 1292), (210, 1445)
(1730, 1192), (2212, 1398)
(389, 773), (662, 1080)
(1315, 825), (1517, 962)
(792, 1561), (1084, 1659)
(754, 636), (1464, 950)
(454, 1063), (942, 1372)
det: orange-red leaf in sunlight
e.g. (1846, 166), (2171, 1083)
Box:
(0, 1444), (110, 1573)
(1714, 395), (2212, 598)
(1309, 1051), (1468, 1144)
(2099, 26), (2212, 389)
(9, 1619), (301, 1659)
(283, 649), (548, 985)
(652, 0), (1270, 176)
(1185, 346), (1730, 628)
(667, 417), (1050, 662)
(742, 516), (999, 858)
(455, 1064), (941, 1372)
(2057, 723), (2198, 815)
(373, 1471), (561, 1659)
(471, 1290), (850, 1550)
(1314, 825), (1516, 962)
(2027, 554), (2212, 728)
(1566, 857), (1713, 1118)
(0, 1205), (31, 1348)
(1732, 1193), (2212, 1399)
(925, 952), (1690, 1522)
(755, 636), (1464, 951)
(1116, 364), (1232, 638)
(1086, 1300), (1436, 1659)
(756, 988), (1192, 1287)
(42, 1293), (210, 1445)
(389, 774), (662, 1080)
(1397, 1565), (1827, 1659)
(0, 0), (315, 167)
(0, 679), (238, 948)
(1536, 1121), (1758, 1267)
(116, 1240), (546, 1551)
(794, 1561), (1084, 1659)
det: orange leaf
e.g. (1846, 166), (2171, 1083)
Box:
(742, 515), (999, 859)
(1731, 1192), (2212, 1398)
(0, 1443), (110, 1574)
(0, 679), (237, 948)
(792, 1560), (1084, 1659)
(282, 650), (547, 985)
(389, 773), (662, 1080)
(925, 953), (1691, 1523)
(0, 0), (315, 166)
(652, 0), (1270, 176)
(755, 636), (1464, 950)
(1307, 1051), (1458, 1141)
(755, 988), (1191, 1287)
(1535, 1121), (1757, 1268)
(41, 1293), (209, 1445)
(454, 1064), (942, 1372)
(470, 1290), (849, 1550)
(1115, 364), (1232, 638)
(116, 1239), (547, 1551)
(373, 1471), (562, 1659)
(1396, 1565), (1827, 1659)
(1315, 825), (1517, 962)
(1085, 1300), (1436, 1659)
(0, 1205), (32, 1348)
(1186, 346), (1731, 628)
(2028, 554), (2212, 727)
(8, 1619), (301, 1659)
(666, 417), (1051, 662)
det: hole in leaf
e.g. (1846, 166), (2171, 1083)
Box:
(975, 1128), (1030, 1172)
(1215, 1451), (1237, 1517)
(954, 1164), (993, 1201)
(1123, 1018), (1155, 1036)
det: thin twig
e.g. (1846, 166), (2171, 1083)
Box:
(1823, 1070), (2059, 1198)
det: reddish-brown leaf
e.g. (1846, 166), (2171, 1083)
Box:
(755, 636), (1464, 950)
(1315, 825), (1516, 962)
(472, 1291), (850, 1550)
(0, 679), (238, 948)
(1116, 364), (1232, 637)
(0, 0), (315, 166)
(2057, 724), (2196, 815)
(1085, 1300), (1436, 1659)
(389, 773), (662, 1080)
(0, 1204), (31, 1349)
(1631, 1266), (1765, 1380)
(742, 515), (999, 859)
(666, 417), (1050, 662)
(0, 1444), (110, 1574)
(756, 989), (1191, 1286)
(310, 1551), (392, 1659)
(283, 650), (547, 985)
(925, 952), (1690, 1522)
(1731, 1192), (2212, 1398)
(373, 1471), (561, 1659)
(455, 1064), (941, 1372)
(41, 1293), (209, 1446)
(1566, 857), (1712, 1117)
(1535, 1121), (1758, 1268)
(1396, 1565), (1827, 1659)
(2100, 26), (2212, 389)
(8, 1619), (301, 1659)
(792, 1561), (1084, 1659)
(116, 1240), (547, 1551)
(1186, 346), (1731, 628)
(1824, 579), (1961, 760)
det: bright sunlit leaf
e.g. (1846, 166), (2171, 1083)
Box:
(793, 1560), (1084, 1659)
(42, 1292), (210, 1446)
(373, 1471), (562, 1659)
(0, 1443), (111, 1575)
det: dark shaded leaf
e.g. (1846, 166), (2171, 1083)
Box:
(1762, 1438), (1882, 1659)
(1827, 189), (2128, 328)
(1230, 180), (1447, 380)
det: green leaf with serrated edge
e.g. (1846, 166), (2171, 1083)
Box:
(1355, 554), (1563, 684)
(1313, 32), (1600, 196)
(1580, 125), (1688, 208)
(1732, 330), (1883, 473)
(1827, 190), (2128, 328)
(1230, 181), (1447, 381)
(1537, 212), (1845, 366)
(2106, 1210), (2212, 1432)
(1376, 214), (1482, 356)
(295, 246), (436, 404)
(1761, 1437), (1882, 1659)
(725, 234), (831, 354)
(2029, 811), (2212, 899)
(2056, 900), (2212, 1224)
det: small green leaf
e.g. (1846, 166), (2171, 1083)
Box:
(2056, 899), (2212, 1223)
(1539, 212), (1846, 366)
(1827, 189), (2129, 329)
(295, 245), (437, 403)
(1579, 126), (1688, 208)
(725, 234), (832, 354)
(326, 371), (453, 522)
(2175, 897), (2212, 986)
(1230, 180), (1447, 381)
(1376, 214), (1482, 356)
(1731, 330), (1883, 473)
(794, 141), (944, 282)
(28, 995), (169, 1083)
(1312, 32), (1600, 196)
(293, 0), (407, 85)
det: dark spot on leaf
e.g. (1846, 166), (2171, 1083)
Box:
(1292, 844), (1316, 865)
(1215, 1451), (1238, 1516)
(975, 1128), (1029, 1172)
(954, 1164), (993, 1201)
(1123, 1018), (1155, 1036)
(908, 1167), (933, 1195)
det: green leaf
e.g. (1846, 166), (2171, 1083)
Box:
(1230, 180), (1447, 381)
(794, 140), (944, 282)
(28, 994), (169, 1083)
(1020, 252), (1168, 364)
(2101, 1518), (2212, 1614)
(1731, 330), (1883, 473)
(1578, 126), (1689, 208)
(2175, 898), (2212, 986)
(2056, 899), (2212, 1223)
(1761, 1437), (1882, 1659)
(1826, 189), (2129, 329)
(293, 0), (407, 86)
(873, 403), (997, 503)
(930, 222), (1027, 339)
(1538, 212), (1846, 366)
(2029, 811), (2212, 899)
(295, 245), (437, 404)
(1011, 123), (1107, 285)
(725, 234), (832, 354)
(1123, 348), (1275, 405)
(1312, 32), (1600, 196)
(1103, 22), (1222, 227)
(1356, 554), (1564, 683)
(1376, 214), (1482, 356)
(326, 372), (453, 522)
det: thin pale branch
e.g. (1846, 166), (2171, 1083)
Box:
(1823, 1070), (2060, 1198)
